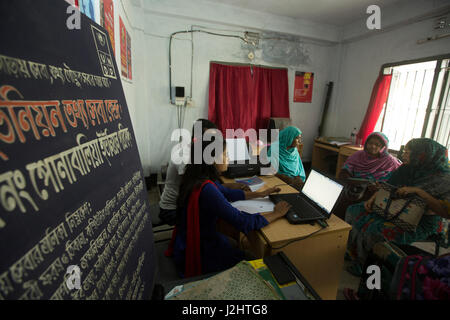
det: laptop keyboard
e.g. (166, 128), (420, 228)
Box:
(290, 200), (321, 218)
(273, 195), (322, 219)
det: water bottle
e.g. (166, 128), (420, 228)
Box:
(350, 128), (357, 145)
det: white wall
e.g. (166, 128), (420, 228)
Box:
(78, 1), (151, 173)
(110, 0), (450, 175)
(122, 0), (339, 173)
(325, 0), (450, 138)
(141, 0), (340, 43)
(97, 0), (153, 176)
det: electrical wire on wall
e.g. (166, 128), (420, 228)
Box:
(168, 28), (249, 105)
(168, 27), (317, 106)
(190, 26), (194, 103)
(169, 28), (250, 136)
(176, 100), (187, 142)
(119, 0), (314, 132)
(119, 0), (196, 141)
(120, 0), (314, 128)
(119, 0), (318, 106)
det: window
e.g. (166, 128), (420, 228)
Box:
(375, 55), (450, 151)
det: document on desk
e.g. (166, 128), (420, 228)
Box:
(328, 140), (351, 146)
(231, 197), (274, 214)
(235, 176), (266, 192)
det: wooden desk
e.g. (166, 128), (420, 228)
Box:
(312, 138), (362, 178)
(222, 175), (352, 300)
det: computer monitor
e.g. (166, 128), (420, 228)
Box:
(226, 138), (250, 163)
(301, 170), (344, 214)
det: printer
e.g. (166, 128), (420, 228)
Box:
(223, 138), (270, 178)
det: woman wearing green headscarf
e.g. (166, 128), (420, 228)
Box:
(267, 126), (306, 189)
(344, 138), (450, 277)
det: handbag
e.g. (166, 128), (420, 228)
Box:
(373, 183), (427, 232)
(344, 182), (368, 202)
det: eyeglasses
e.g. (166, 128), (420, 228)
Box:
(366, 140), (383, 148)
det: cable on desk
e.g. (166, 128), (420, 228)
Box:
(270, 222), (327, 250)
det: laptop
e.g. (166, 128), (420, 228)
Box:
(224, 138), (268, 178)
(269, 169), (344, 224)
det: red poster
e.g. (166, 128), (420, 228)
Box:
(119, 17), (128, 78)
(100, 0), (115, 56)
(65, 0), (79, 7)
(294, 71), (314, 103)
(126, 31), (132, 80)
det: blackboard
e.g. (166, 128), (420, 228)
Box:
(0, 0), (156, 300)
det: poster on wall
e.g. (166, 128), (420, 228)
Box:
(0, 0), (155, 300)
(294, 71), (314, 103)
(126, 31), (132, 80)
(119, 16), (131, 80)
(65, 0), (79, 7)
(79, 0), (95, 21)
(100, 0), (115, 56)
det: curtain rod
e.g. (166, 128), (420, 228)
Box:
(210, 61), (288, 70)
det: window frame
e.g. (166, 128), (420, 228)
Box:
(378, 53), (450, 151)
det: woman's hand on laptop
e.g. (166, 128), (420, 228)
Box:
(262, 201), (291, 223)
(274, 201), (291, 217)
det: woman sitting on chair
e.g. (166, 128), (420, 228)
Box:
(333, 132), (402, 219)
(344, 138), (450, 277)
(169, 133), (291, 278)
(267, 126), (306, 190)
(339, 132), (401, 182)
(158, 119), (249, 226)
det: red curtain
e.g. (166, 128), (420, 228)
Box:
(357, 73), (392, 145)
(208, 63), (290, 137)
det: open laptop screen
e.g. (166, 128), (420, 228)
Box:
(226, 138), (250, 162)
(301, 169), (343, 214)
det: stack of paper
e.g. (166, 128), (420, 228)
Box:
(231, 197), (274, 214)
(324, 137), (351, 146)
(235, 176), (266, 192)
(329, 140), (351, 146)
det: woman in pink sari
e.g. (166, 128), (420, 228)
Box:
(340, 132), (401, 182)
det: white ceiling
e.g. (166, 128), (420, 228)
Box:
(203, 0), (407, 26)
